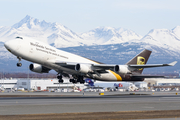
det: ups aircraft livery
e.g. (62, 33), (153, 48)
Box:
(4, 36), (177, 83)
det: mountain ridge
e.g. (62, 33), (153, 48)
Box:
(0, 15), (180, 52)
(0, 15), (144, 47)
(0, 15), (179, 73)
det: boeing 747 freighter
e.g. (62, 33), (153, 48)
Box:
(4, 36), (177, 83)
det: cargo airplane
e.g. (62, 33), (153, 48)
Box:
(4, 36), (177, 84)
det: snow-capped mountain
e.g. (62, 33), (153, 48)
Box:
(0, 15), (180, 73)
(0, 15), (142, 48)
(138, 26), (180, 52)
(81, 27), (142, 45)
(1, 15), (180, 51)
(172, 26), (180, 39)
(0, 15), (85, 48)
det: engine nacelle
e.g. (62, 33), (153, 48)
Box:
(75, 63), (92, 73)
(29, 63), (50, 73)
(114, 65), (131, 74)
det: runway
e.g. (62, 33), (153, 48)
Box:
(0, 93), (180, 115)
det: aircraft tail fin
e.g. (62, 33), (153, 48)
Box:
(126, 49), (152, 74)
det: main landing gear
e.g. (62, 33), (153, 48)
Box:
(57, 74), (85, 84)
(57, 74), (64, 83)
(69, 75), (85, 84)
(17, 57), (22, 67)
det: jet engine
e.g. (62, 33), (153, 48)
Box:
(29, 63), (51, 73)
(114, 65), (131, 74)
(75, 63), (92, 73)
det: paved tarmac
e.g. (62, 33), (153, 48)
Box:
(0, 91), (179, 96)
(0, 92), (179, 115)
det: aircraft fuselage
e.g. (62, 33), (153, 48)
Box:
(5, 37), (136, 81)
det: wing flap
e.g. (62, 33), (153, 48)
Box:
(92, 64), (114, 70)
(54, 62), (76, 69)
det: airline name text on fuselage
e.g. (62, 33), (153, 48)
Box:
(30, 42), (56, 52)
(30, 42), (68, 59)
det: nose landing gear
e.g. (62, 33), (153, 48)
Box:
(17, 57), (22, 67)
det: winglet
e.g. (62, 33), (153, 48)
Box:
(168, 61), (177, 66)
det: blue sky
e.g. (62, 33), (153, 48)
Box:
(0, 0), (180, 35)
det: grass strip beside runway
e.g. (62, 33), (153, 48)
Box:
(0, 110), (179, 120)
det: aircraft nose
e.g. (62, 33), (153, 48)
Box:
(4, 41), (11, 51)
(4, 40), (17, 52)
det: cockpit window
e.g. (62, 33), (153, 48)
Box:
(16, 36), (23, 39)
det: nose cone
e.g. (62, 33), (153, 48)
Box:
(4, 40), (18, 53)
(4, 41), (11, 52)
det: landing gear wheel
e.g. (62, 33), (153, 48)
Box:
(78, 76), (84, 84)
(72, 80), (77, 84)
(57, 75), (63, 83)
(80, 80), (85, 84)
(58, 79), (64, 83)
(69, 79), (74, 83)
(69, 78), (77, 84)
(70, 75), (84, 84)
(17, 63), (22, 67)
(57, 75), (62, 79)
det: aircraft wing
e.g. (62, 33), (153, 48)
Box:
(92, 64), (114, 70)
(54, 61), (177, 72)
(92, 61), (177, 70)
(55, 62), (77, 69)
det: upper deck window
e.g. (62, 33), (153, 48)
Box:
(16, 36), (23, 39)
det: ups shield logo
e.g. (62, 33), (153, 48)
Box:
(137, 56), (145, 70)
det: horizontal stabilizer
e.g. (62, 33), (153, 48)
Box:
(168, 61), (177, 66)
(129, 61), (177, 68)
